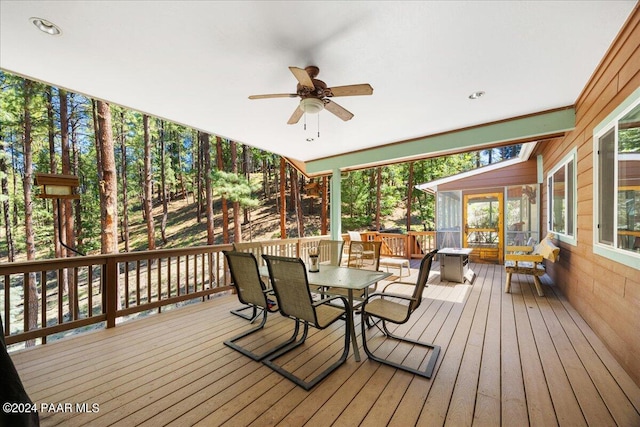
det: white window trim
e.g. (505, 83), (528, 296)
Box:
(593, 88), (640, 270)
(547, 148), (577, 246)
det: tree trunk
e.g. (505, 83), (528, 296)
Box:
(120, 111), (130, 252)
(201, 132), (214, 244)
(407, 162), (414, 232)
(291, 168), (304, 237)
(22, 80), (38, 346)
(71, 102), (82, 250)
(11, 147), (18, 228)
(143, 114), (156, 250)
(216, 136), (229, 243)
(242, 144), (250, 224)
(159, 120), (168, 245)
(231, 140), (241, 243)
(0, 128), (15, 262)
(60, 89), (75, 311)
(97, 101), (118, 255)
(195, 129), (202, 222)
(262, 157), (269, 200)
(279, 157), (286, 239)
(60, 89), (75, 253)
(46, 87), (61, 259)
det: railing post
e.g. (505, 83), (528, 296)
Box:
(105, 258), (118, 328)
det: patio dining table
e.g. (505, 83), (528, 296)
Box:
(259, 264), (391, 362)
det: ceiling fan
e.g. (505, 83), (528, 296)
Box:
(249, 66), (373, 124)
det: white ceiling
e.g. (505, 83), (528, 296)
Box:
(0, 1), (636, 165)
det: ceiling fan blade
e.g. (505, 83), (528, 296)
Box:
(287, 106), (304, 125)
(327, 84), (373, 97)
(248, 93), (297, 100)
(289, 66), (314, 89)
(324, 100), (354, 121)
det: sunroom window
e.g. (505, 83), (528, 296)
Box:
(547, 150), (576, 242)
(595, 98), (640, 261)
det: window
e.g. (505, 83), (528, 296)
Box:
(547, 150), (576, 243)
(594, 93), (640, 267)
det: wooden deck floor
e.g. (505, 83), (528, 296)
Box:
(9, 262), (640, 426)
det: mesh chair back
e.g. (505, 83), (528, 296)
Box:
(410, 249), (438, 312)
(348, 231), (362, 242)
(224, 251), (268, 307)
(262, 255), (317, 324)
(317, 240), (344, 266)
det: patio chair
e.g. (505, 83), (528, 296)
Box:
(230, 242), (265, 321)
(262, 254), (351, 390)
(317, 239), (345, 266)
(347, 231), (376, 266)
(360, 249), (440, 378)
(223, 251), (302, 361)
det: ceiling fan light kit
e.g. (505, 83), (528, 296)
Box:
(300, 98), (324, 114)
(249, 65), (373, 127)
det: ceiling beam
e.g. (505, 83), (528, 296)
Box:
(303, 107), (575, 174)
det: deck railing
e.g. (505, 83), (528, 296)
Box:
(346, 231), (436, 259)
(1, 237), (332, 347)
(0, 233), (432, 347)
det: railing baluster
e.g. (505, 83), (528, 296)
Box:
(40, 271), (46, 344)
(146, 258), (152, 304)
(3, 275), (9, 335)
(23, 273), (28, 334)
(124, 261), (130, 309)
(193, 254), (198, 293)
(185, 254), (190, 293)
(136, 260), (141, 306)
(57, 269), (63, 324)
(176, 256), (181, 297)
(167, 256), (172, 299)
(88, 265), (93, 317)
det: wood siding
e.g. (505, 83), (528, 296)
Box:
(537, 4), (640, 386)
(437, 159), (538, 192)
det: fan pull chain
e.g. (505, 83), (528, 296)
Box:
(304, 112), (307, 131)
(317, 113), (320, 138)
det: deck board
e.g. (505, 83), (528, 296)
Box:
(8, 262), (640, 426)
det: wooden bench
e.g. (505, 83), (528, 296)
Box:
(505, 233), (559, 297)
(379, 257), (411, 277)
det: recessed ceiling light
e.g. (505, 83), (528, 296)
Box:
(30, 17), (61, 36)
(468, 91), (485, 100)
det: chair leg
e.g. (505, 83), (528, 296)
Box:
(224, 313), (303, 361)
(505, 272), (512, 293)
(263, 318), (351, 391)
(533, 275), (544, 297)
(230, 304), (261, 322)
(361, 313), (440, 378)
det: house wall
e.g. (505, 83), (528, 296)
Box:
(537, 5), (640, 386)
(437, 159), (538, 191)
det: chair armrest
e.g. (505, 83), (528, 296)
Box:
(382, 280), (416, 292)
(364, 291), (417, 304)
